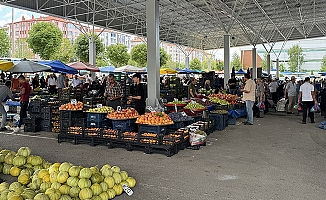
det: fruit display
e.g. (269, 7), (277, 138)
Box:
(59, 102), (83, 110)
(84, 128), (101, 137)
(140, 133), (159, 144)
(86, 106), (114, 113)
(136, 112), (173, 125)
(166, 100), (187, 105)
(192, 98), (214, 107)
(198, 88), (215, 96)
(107, 108), (139, 119)
(0, 146), (137, 199)
(168, 112), (193, 122)
(67, 127), (83, 135)
(31, 95), (41, 100)
(209, 94), (238, 104)
(33, 87), (42, 92)
(121, 132), (138, 141)
(102, 129), (119, 139)
(210, 110), (229, 115)
(178, 109), (201, 117)
(184, 102), (205, 110)
(162, 134), (181, 145)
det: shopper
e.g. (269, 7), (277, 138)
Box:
(0, 81), (17, 131)
(18, 75), (31, 130)
(298, 77), (317, 124)
(11, 75), (20, 91)
(128, 73), (146, 115)
(228, 75), (237, 94)
(255, 78), (265, 118)
(188, 78), (198, 98)
(284, 76), (296, 114)
(241, 74), (256, 125)
(57, 73), (66, 90)
(32, 74), (40, 89)
(269, 79), (278, 103)
(40, 76), (46, 88)
(105, 74), (123, 110)
(204, 80), (211, 90)
(71, 75), (82, 88)
(48, 74), (57, 94)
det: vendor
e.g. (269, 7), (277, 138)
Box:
(228, 75), (237, 94)
(204, 80), (211, 90)
(71, 75), (82, 88)
(188, 77), (198, 98)
(105, 74), (123, 110)
(0, 81), (17, 131)
(48, 74), (57, 94)
(128, 73), (146, 115)
(57, 73), (66, 90)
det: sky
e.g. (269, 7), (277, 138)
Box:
(0, 5), (42, 27)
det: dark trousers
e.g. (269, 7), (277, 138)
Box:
(49, 85), (57, 94)
(271, 92), (277, 103)
(19, 101), (28, 127)
(302, 101), (314, 123)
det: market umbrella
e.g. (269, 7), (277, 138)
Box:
(100, 66), (115, 73)
(67, 62), (100, 72)
(281, 71), (293, 75)
(8, 60), (51, 73)
(160, 68), (177, 74)
(85, 63), (100, 72)
(177, 69), (195, 74)
(0, 60), (14, 71)
(114, 65), (146, 73)
(235, 68), (247, 75)
(40, 60), (78, 74)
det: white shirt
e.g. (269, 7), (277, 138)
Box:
(300, 82), (314, 101)
(285, 81), (296, 97)
(72, 78), (81, 87)
(269, 82), (278, 93)
(86, 76), (92, 84)
(48, 77), (56, 86)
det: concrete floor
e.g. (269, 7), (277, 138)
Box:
(1, 112), (326, 200)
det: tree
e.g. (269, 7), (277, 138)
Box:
(279, 63), (285, 72)
(0, 28), (10, 57)
(50, 38), (75, 63)
(213, 60), (224, 71)
(105, 43), (130, 67)
(14, 38), (34, 59)
(287, 44), (304, 72)
(96, 53), (109, 67)
(190, 58), (201, 70)
(320, 55), (326, 72)
(74, 34), (104, 63)
(260, 53), (273, 71)
(130, 43), (169, 67)
(231, 52), (242, 70)
(26, 22), (63, 60)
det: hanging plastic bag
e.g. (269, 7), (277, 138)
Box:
(310, 104), (321, 113)
(259, 102), (265, 111)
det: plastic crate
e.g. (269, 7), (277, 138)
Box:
(138, 132), (162, 145)
(41, 124), (52, 132)
(29, 106), (41, 113)
(87, 113), (107, 122)
(30, 113), (43, 119)
(41, 119), (51, 126)
(23, 117), (41, 125)
(41, 106), (51, 113)
(102, 129), (120, 140)
(87, 119), (109, 128)
(43, 113), (52, 120)
(8, 106), (17, 113)
(60, 120), (70, 130)
(193, 115), (202, 122)
(228, 116), (236, 125)
(139, 125), (168, 135)
(168, 121), (185, 130)
(112, 119), (136, 131)
(71, 118), (86, 127)
(84, 127), (101, 137)
(24, 124), (41, 132)
(60, 110), (84, 120)
(209, 114), (228, 131)
(121, 131), (138, 142)
(29, 100), (41, 107)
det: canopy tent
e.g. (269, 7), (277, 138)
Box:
(0, 60), (14, 71)
(235, 68), (247, 75)
(292, 72), (306, 75)
(281, 71), (293, 75)
(177, 69), (196, 74)
(39, 60), (78, 74)
(114, 65), (146, 73)
(271, 68), (277, 71)
(160, 68), (177, 74)
(8, 61), (51, 73)
(99, 66), (115, 73)
(67, 62), (100, 72)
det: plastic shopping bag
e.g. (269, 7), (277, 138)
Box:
(189, 132), (206, 146)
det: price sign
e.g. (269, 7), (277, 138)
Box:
(96, 104), (103, 108)
(202, 98), (207, 102)
(117, 106), (122, 113)
(181, 112), (187, 116)
(122, 184), (134, 196)
(191, 100), (196, 104)
(70, 99), (77, 105)
(188, 126), (199, 132)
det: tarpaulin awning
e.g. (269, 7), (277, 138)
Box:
(40, 60), (78, 74)
(114, 65), (146, 73)
(99, 66), (115, 73)
(68, 62), (100, 72)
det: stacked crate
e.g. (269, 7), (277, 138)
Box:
(27, 100), (42, 132)
(83, 97), (105, 111)
(40, 106), (52, 132)
(48, 101), (60, 133)
(59, 88), (87, 104)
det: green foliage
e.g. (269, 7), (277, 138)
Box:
(50, 38), (75, 63)
(26, 22), (63, 60)
(260, 53), (273, 71)
(279, 63), (285, 72)
(105, 43), (130, 67)
(128, 59), (138, 67)
(74, 33), (104, 63)
(287, 44), (304, 72)
(130, 43), (169, 67)
(320, 55), (326, 72)
(14, 38), (34, 59)
(0, 28), (10, 57)
(213, 60), (224, 71)
(231, 52), (242, 71)
(190, 58), (201, 70)
(96, 53), (109, 67)
(165, 59), (180, 69)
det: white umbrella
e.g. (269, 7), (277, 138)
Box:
(114, 65), (145, 73)
(8, 60), (51, 73)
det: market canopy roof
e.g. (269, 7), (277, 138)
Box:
(68, 62), (100, 72)
(99, 66), (115, 73)
(0, 60), (14, 71)
(235, 68), (247, 75)
(114, 65), (146, 73)
(8, 60), (51, 73)
(1, 1), (326, 50)
(39, 60), (78, 74)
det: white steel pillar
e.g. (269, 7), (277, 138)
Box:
(146, 0), (160, 107)
(185, 56), (190, 69)
(276, 58), (280, 78)
(224, 35), (230, 88)
(252, 47), (257, 79)
(89, 37), (96, 79)
(267, 53), (271, 75)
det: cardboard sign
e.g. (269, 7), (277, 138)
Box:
(70, 99), (77, 105)
(96, 104), (103, 108)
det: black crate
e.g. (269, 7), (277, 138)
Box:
(23, 117), (41, 125)
(209, 114), (228, 131)
(84, 127), (102, 137)
(60, 110), (84, 120)
(43, 113), (52, 120)
(29, 106), (41, 113)
(139, 125), (168, 135)
(41, 106), (51, 113)
(29, 100), (41, 107)
(30, 113), (43, 119)
(24, 124), (41, 132)
(8, 106), (17, 113)
(71, 118), (86, 127)
(121, 131), (138, 142)
(102, 129), (120, 140)
(111, 119), (136, 131)
(138, 132), (162, 145)
(60, 120), (70, 130)
(41, 119), (51, 127)
(41, 124), (52, 132)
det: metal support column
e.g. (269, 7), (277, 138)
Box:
(89, 37), (96, 79)
(276, 58), (279, 79)
(185, 56), (190, 70)
(146, 0), (160, 107)
(208, 58), (212, 71)
(224, 35), (230, 88)
(267, 53), (271, 75)
(252, 47), (257, 79)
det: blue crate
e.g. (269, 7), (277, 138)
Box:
(112, 119), (136, 131)
(139, 125), (168, 135)
(87, 113), (107, 122)
(207, 105), (215, 112)
(87, 119), (109, 128)
(168, 121), (187, 129)
(209, 114), (227, 131)
(228, 116), (236, 125)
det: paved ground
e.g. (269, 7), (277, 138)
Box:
(1, 112), (326, 200)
